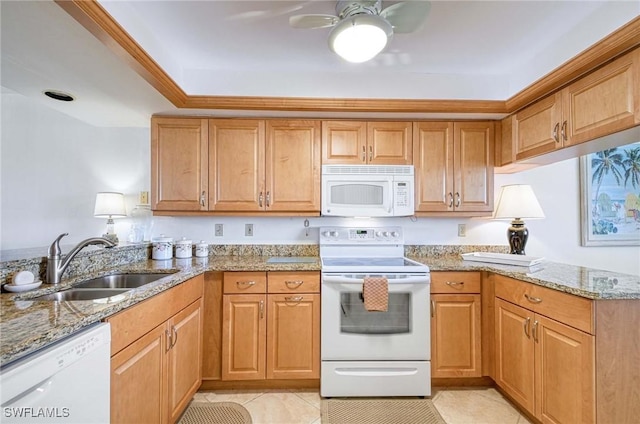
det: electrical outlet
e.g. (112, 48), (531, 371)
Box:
(139, 191), (149, 205)
(245, 224), (254, 237)
(458, 224), (466, 237)
(215, 224), (223, 237)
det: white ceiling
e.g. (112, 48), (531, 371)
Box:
(1, 1), (639, 127)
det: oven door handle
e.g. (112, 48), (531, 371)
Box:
(322, 275), (429, 284)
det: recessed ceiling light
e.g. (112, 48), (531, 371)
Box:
(43, 90), (75, 102)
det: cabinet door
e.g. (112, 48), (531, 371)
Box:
(322, 121), (367, 164)
(111, 324), (166, 424)
(534, 314), (595, 424)
(431, 294), (482, 378)
(167, 300), (203, 424)
(562, 48), (640, 147)
(265, 120), (321, 212)
(495, 299), (535, 415)
(209, 119), (265, 211)
(151, 117), (208, 211)
(367, 121), (412, 165)
(266, 293), (320, 379)
(454, 122), (494, 212)
(514, 93), (563, 161)
(413, 122), (454, 212)
(222, 294), (266, 380)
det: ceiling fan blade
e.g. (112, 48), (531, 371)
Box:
(289, 14), (339, 29)
(381, 1), (431, 34)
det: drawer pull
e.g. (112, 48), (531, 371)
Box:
(447, 192), (454, 208)
(285, 296), (303, 303)
(532, 320), (539, 342)
(524, 293), (542, 304)
(259, 300), (264, 319)
(236, 281), (256, 288)
(430, 300), (435, 317)
(171, 326), (178, 348)
(523, 317), (531, 338)
(285, 280), (304, 289)
(553, 122), (560, 143)
(165, 329), (172, 352)
(446, 281), (464, 288)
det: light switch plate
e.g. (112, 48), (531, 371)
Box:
(458, 224), (466, 237)
(215, 224), (223, 237)
(245, 224), (254, 237)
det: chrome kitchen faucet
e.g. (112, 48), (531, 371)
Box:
(46, 233), (116, 284)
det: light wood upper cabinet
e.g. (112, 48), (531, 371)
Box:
(266, 120), (321, 212)
(322, 121), (412, 165)
(514, 48), (640, 161)
(209, 119), (320, 213)
(208, 119), (264, 211)
(151, 117), (208, 211)
(414, 121), (493, 214)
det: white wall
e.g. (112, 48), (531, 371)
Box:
(2, 92), (638, 275)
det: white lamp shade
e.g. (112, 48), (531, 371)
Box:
(94, 192), (126, 217)
(494, 185), (545, 220)
(328, 15), (392, 63)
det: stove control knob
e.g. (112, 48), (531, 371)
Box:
(322, 231), (331, 237)
(375, 231), (383, 237)
(391, 231), (399, 238)
(383, 231), (390, 237)
(330, 231), (339, 238)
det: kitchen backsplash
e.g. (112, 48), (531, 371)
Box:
(0, 243), (509, 285)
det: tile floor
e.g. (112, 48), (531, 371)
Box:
(192, 387), (533, 424)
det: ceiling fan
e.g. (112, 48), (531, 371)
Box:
(289, 0), (431, 63)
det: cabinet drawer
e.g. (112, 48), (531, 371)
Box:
(223, 272), (267, 294)
(494, 274), (594, 334)
(431, 272), (481, 294)
(268, 271), (320, 293)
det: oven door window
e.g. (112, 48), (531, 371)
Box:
(339, 292), (411, 334)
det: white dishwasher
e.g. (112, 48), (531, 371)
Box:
(1, 322), (111, 423)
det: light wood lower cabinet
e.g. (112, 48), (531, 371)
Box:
(430, 272), (482, 378)
(221, 271), (320, 381)
(107, 276), (204, 424)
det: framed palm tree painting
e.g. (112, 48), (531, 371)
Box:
(580, 141), (640, 246)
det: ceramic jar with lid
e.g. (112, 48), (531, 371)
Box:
(152, 235), (173, 260)
(175, 237), (193, 258)
(195, 240), (209, 258)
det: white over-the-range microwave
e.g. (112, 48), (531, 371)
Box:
(321, 165), (414, 217)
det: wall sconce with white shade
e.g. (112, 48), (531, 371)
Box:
(328, 14), (393, 63)
(94, 192), (126, 244)
(493, 185), (545, 255)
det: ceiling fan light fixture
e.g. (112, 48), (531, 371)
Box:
(328, 14), (392, 63)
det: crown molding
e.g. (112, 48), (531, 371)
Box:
(56, 0), (640, 116)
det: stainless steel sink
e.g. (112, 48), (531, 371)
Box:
(74, 272), (174, 289)
(34, 288), (132, 302)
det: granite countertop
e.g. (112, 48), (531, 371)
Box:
(1, 253), (638, 367)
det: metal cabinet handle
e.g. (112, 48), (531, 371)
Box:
(430, 300), (435, 317)
(165, 329), (172, 352)
(236, 281), (256, 288)
(200, 191), (206, 207)
(259, 300), (264, 319)
(533, 320), (539, 342)
(524, 317), (531, 338)
(446, 281), (464, 288)
(368, 145), (373, 162)
(448, 192), (454, 208)
(259, 191), (263, 207)
(171, 326), (178, 348)
(266, 191), (271, 207)
(285, 296), (303, 303)
(553, 123), (560, 143)
(524, 293), (542, 304)
(285, 280), (303, 289)
(362, 145), (366, 162)
(561, 120), (568, 142)
(454, 192), (461, 208)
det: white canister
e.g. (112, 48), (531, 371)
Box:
(175, 237), (193, 258)
(152, 235), (173, 260)
(195, 240), (209, 258)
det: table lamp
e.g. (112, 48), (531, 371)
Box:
(94, 192), (126, 244)
(493, 185), (545, 255)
